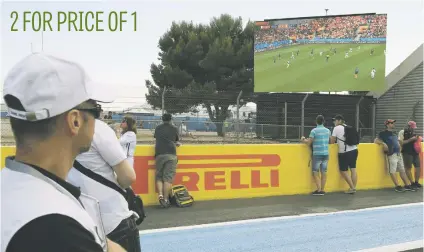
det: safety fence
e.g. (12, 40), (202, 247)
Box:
(0, 87), (379, 145)
(0, 119), (374, 145)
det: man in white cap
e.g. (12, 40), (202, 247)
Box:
(0, 53), (125, 252)
(398, 121), (422, 189)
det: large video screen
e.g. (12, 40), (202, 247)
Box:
(254, 14), (387, 93)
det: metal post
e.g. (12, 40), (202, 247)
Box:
(41, 32), (44, 52)
(371, 102), (376, 139)
(325, 9), (330, 95)
(301, 94), (309, 137)
(260, 124), (263, 138)
(161, 86), (166, 115)
(356, 96), (364, 130)
(284, 102), (288, 139)
(236, 90), (243, 143)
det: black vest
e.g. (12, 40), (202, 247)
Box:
(401, 128), (416, 155)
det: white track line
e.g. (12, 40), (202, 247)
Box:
(139, 202), (423, 235)
(354, 240), (424, 252)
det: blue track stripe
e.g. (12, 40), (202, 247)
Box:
(139, 204), (423, 252)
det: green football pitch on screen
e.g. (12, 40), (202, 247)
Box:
(254, 43), (386, 93)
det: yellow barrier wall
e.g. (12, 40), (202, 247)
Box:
(1, 144), (423, 206)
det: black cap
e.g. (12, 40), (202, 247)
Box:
(332, 114), (344, 121)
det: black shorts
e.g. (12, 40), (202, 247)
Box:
(338, 149), (359, 172)
(402, 153), (421, 169)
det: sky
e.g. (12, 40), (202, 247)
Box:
(1, 0), (423, 111)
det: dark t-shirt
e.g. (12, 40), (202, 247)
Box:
(378, 130), (400, 155)
(154, 122), (179, 156)
(401, 128), (417, 155)
(7, 214), (104, 252)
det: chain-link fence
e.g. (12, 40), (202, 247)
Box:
(0, 89), (377, 146)
(1, 118), (374, 146)
(155, 90), (376, 143)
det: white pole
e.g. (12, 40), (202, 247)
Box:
(41, 32), (44, 52)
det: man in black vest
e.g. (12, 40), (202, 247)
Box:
(398, 121), (422, 189)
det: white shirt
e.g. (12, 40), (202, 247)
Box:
(332, 124), (358, 153)
(67, 119), (133, 234)
(120, 131), (137, 168)
(1, 158), (106, 251)
(180, 124), (188, 134)
(398, 129), (405, 141)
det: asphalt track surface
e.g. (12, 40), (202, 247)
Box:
(138, 189), (423, 252)
(139, 189), (423, 230)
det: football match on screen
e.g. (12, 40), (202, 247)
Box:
(254, 13), (387, 93)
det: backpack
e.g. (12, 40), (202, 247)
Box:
(341, 125), (360, 147)
(169, 185), (194, 207)
(126, 188), (147, 225)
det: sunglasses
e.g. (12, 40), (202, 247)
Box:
(76, 104), (102, 119)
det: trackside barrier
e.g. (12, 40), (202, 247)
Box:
(1, 143), (423, 206)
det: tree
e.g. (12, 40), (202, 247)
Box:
(145, 14), (254, 136)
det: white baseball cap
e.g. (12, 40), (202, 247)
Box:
(3, 53), (115, 121)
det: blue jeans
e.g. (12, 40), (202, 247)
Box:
(312, 155), (329, 173)
(107, 215), (141, 252)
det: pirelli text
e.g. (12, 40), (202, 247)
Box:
(10, 11), (137, 32)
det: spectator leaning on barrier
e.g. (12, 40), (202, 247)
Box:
(398, 121), (422, 189)
(154, 113), (181, 208)
(330, 114), (358, 194)
(374, 119), (416, 192)
(301, 115), (331, 196)
(0, 53), (125, 252)
(118, 115), (138, 168)
(67, 117), (140, 252)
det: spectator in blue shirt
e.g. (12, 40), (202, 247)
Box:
(301, 115), (331, 196)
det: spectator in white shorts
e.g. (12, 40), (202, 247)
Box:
(374, 119), (416, 192)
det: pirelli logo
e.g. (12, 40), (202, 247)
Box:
(132, 154), (281, 194)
